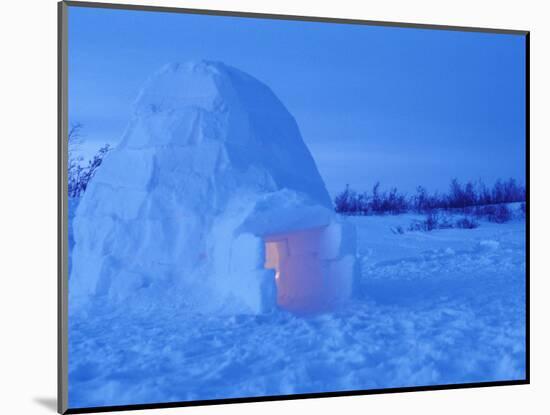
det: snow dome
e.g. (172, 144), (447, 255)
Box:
(70, 61), (358, 314)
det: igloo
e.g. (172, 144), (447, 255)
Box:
(70, 61), (357, 314)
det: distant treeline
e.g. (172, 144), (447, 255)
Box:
(334, 178), (526, 216)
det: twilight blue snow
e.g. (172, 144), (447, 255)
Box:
(67, 4), (526, 410)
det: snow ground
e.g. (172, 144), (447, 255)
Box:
(68, 213), (526, 408)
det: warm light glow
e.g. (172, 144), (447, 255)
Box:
(264, 228), (326, 313)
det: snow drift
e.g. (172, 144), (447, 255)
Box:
(70, 61), (357, 314)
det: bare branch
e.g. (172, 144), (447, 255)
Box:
(68, 122), (84, 143)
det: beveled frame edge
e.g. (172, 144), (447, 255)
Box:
(62, 0), (529, 35)
(57, 1), (530, 414)
(525, 31), (530, 384)
(58, 1), (69, 413)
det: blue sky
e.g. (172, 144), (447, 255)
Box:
(68, 6), (526, 196)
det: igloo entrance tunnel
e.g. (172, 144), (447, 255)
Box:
(263, 223), (356, 313)
(70, 60), (357, 314)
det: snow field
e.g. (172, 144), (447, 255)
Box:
(69, 214), (525, 408)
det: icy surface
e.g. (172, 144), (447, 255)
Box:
(70, 61), (354, 314)
(69, 215), (526, 408)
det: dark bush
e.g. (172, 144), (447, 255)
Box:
(408, 211), (453, 232)
(489, 205), (512, 223)
(391, 225), (405, 235)
(423, 212), (440, 231)
(471, 204), (512, 223)
(68, 123), (111, 198)
(68, 144), (110, 198)
(455, 217), (479, 229)
(472, 205), (495, 218)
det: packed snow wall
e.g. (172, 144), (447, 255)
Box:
(70, 60), (357, 314)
